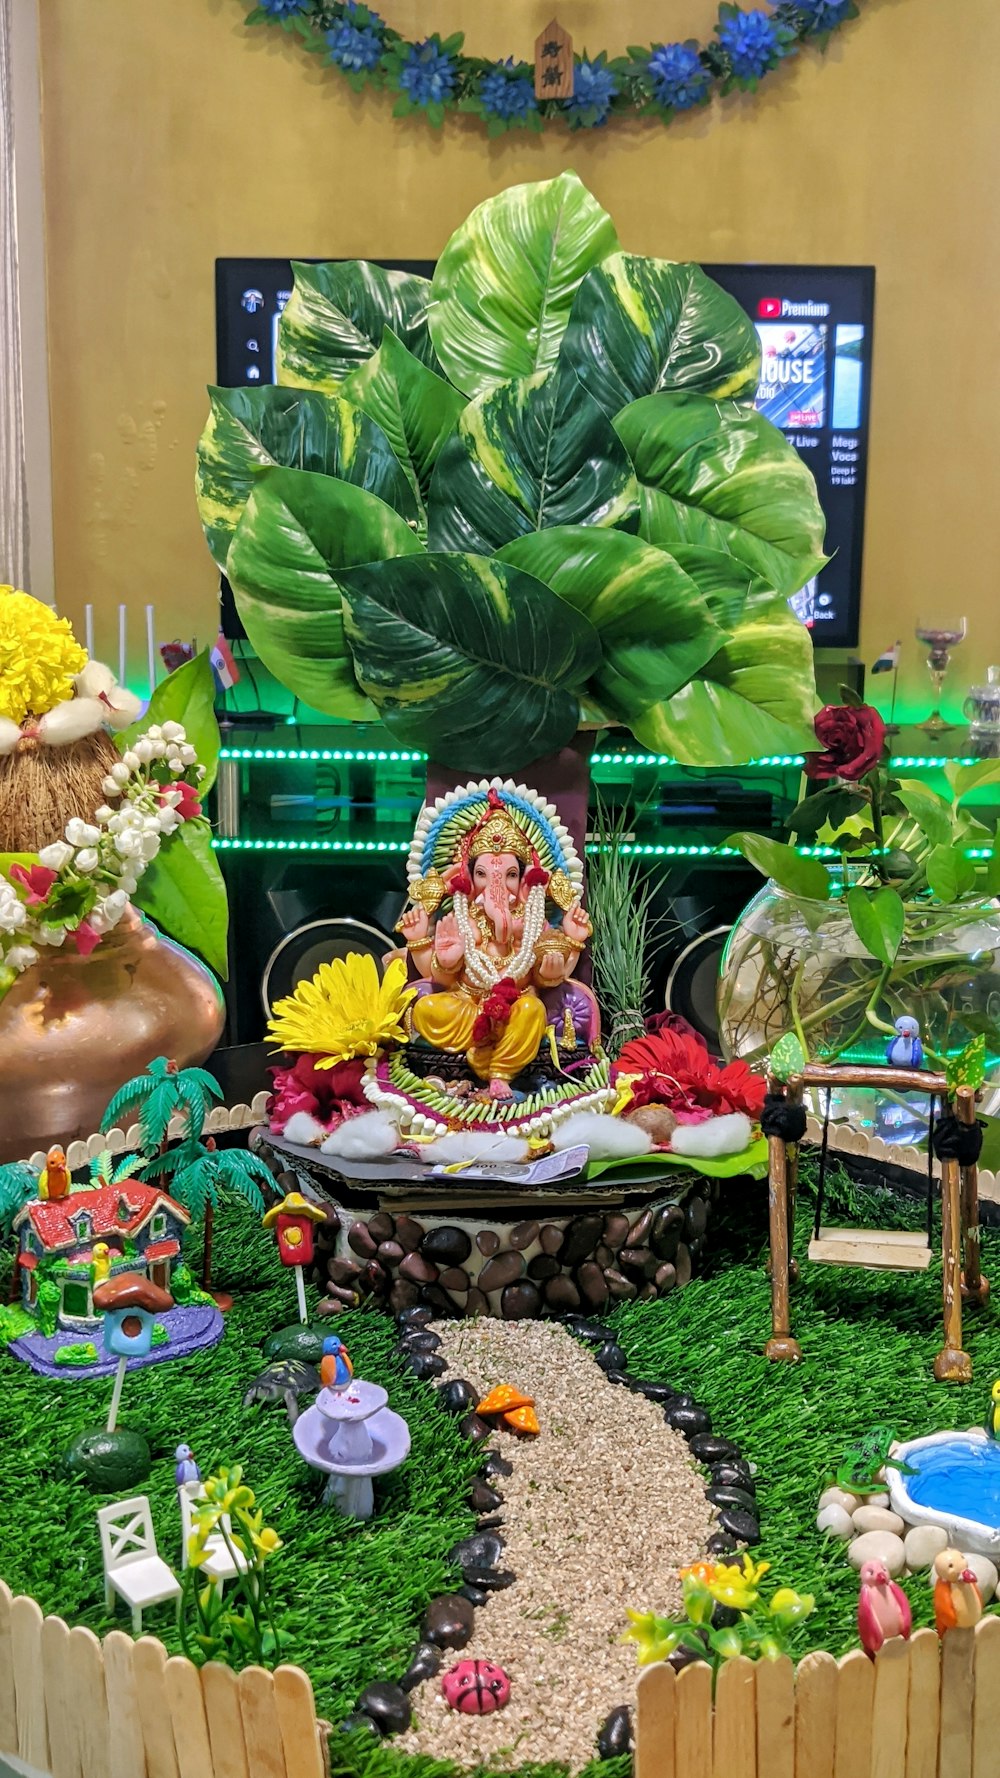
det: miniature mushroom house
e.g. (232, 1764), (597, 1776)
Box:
(261, 1190), (326, 1324)
(93, 1272), (174, 1431)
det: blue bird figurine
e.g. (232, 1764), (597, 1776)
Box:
(174, 1442), (201, 1487)
(320, 1335), (354, 1393)
(886, 1015), (923, 1069)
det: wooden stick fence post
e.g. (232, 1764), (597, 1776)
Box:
(958, 1084), (988, 1305)
(786, 1076), (803, 1284)
(935, 1088), (973, 1382)
(765, 1080), (801, 1362)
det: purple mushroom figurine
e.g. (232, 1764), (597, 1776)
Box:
(174, 1443), (201, 1488)
(887, 1015), (923, 1069)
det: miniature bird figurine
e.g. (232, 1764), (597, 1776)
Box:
(91, 1242), (112, 1284)
(174, 1443), (201, 1488)
(933, 1547), (982, 1636)
(320, 1334), (354, 1392)
(986, 1380), (1000, 1441)
(38, 1146), (69, 1202)
(857, 1558), (912, 1659)
(886, 1015), (923, 1069)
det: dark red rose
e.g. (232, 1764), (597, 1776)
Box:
(804, 704), (887, 782)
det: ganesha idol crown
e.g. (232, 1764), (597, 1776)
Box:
(363, 778), (613, 1140)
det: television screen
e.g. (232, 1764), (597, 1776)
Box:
(216, 257), (874, 650)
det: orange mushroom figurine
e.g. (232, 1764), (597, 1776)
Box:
(261, 1190), (326, 1323)
(476, 1384), (540, 1437)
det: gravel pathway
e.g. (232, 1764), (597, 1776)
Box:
(397, 1318), (714, 1772)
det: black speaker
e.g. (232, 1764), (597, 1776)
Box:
(646, 858), (763, 1051)
(219, 853), (407, 1044)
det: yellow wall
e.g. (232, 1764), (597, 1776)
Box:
(37, 0), (1000, 715)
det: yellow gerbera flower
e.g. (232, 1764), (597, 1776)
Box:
(267, 953), (416, 1065)
(0, 588), (87, 724)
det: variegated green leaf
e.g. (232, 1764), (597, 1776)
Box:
(427, 364), (639, 554)
(633, 587), (819, 765)
(429, 171), (619, 399)
(339, 329), (465, 539)
(614, 391), (827, 598)
(497, 528), (722, 722)
(226, 466), (422, 720)
(195, 384), (417, 570)
(770, 1032), (807, 1082)
(276, 260), (439, 390)
(337, 553), (601, 774)
(561, 254), (761, 417)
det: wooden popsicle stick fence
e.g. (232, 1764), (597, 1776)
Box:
(636, 1618), (1000, 1778)
(0, 1582), (330, 1778)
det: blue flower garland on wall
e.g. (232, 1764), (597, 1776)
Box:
(246, 1), (862, 135)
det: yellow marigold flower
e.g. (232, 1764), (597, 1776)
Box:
(0, 588), (87, 724)
(267, 953), (416, 1065)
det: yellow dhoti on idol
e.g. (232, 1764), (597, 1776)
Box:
(411, 989), (548, 1083)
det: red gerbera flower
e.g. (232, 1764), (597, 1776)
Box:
(615, 1026), (765, 1121)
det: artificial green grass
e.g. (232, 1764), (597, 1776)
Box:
(608, 1160), (1000, 1659)
(0, 1203), (484, 1726)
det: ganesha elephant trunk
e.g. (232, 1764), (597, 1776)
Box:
(481, 888), (514, 947)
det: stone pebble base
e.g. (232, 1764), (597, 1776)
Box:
(339, 1304), (761, 1762)
(310, 1190), (713, 1322)
(816, 1485), (1000, 1601)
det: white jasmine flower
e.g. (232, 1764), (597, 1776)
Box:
(74, 848), (99, 873)
(161, 720), (185, 742)
(111, 760), (131, 785)
(140, 831), (160, 860)
(158, 809), (182, 836)
(38, 841), (73, 871)
(180, 744), (197, 765)
(0, 888), (26, 933)
(115, 832), (144, 859)
(65, 818), (100, 847)
(38, 924), (66, 947)
(6, 945), (38, 970)
(145, 725), (163, 740)
(102, 775), (123, 797)
(133, 738), (153, 764)
(93, 805), (113, 823)
(119, 873), (138, 895)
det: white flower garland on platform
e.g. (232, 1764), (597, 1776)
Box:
(0, 719), (206, 988)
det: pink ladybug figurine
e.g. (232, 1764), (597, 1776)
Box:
(441, 1659), (511, 1715)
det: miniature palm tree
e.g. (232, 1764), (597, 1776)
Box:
(1, 1162), (39, 1303)
(141, 1139), (273, 1294)
(102, 1056), (222, 1174)
(89, 1150), (146, 1187)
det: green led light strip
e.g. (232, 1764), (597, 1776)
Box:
(212, 836), (995, 859)
(218, 746), (980, 771)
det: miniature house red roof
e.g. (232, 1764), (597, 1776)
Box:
(14, 1181), (190, 1253)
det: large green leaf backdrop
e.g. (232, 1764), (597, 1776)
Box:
(196, 171), (825, 771)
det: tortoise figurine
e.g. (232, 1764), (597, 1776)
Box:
(243, 1358), (320, 1425)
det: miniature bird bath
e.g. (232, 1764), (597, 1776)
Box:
(292, 1381), (410, 1518)
(888, 1430), (1000, 1558)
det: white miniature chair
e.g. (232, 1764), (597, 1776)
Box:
(97, 1496), (181, 1635)
(178, 1481), (251, 1594)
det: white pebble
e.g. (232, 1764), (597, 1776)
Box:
(818, 1486), (860, 1515)
(817, 1504), (855, 1539)
(848, 1530), (906, 1575)
(852, 1505), (905, 1536)
(903, 1525), (949, 1570)
(962, 1553), (998, 1604)
(864, 1492), (890, 1509)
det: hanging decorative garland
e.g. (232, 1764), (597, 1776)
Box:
(245, 1), (862, 135)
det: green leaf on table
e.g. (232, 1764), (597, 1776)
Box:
(339, 330), (465, 538)
(947, 759), (1000, 801)
(132, 820), (229, 979)
(926, 844), (977, 903)
(846, 885), (905, 965)
(226, 466), (422, 720)
(276, 261), (439, 389)
(429, 171), (619, 399)
(195, 384), (417, 570)
(118, 652), (221, 795)
(614, 390), (828, 599)
(427, 362), (639, 554)
(631, 588), (819, 766)
(561, 253), (761, 416)
(726, 833), (831, 900)
(945, 1035), (987, 1094)
(770, 1032), (806, 1082)
(497, 527), (722, 723)
(337, 552), (600, 775)
(894, 780), (954, 850)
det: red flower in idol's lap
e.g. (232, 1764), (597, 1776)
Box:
(805, 704), (886, 783)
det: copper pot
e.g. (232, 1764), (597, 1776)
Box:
(0, 905), (225, 1161)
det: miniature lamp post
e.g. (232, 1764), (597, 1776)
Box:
(93, 1273), (174, 1431)
(261, 1191), (326, 1324)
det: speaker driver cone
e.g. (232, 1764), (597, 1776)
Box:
(261, 917), (395, 1018)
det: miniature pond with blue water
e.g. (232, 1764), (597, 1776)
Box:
(903, 1434), (1000, 1535)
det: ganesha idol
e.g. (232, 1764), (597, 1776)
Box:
(365, 780), (614, 1139)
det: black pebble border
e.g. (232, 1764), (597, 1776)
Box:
(339, 1305), (762, 1763)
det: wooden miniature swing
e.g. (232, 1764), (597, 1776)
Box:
(764, 1063), (987, 1381)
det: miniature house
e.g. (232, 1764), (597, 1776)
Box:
(13, 1181), (190, 1331)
